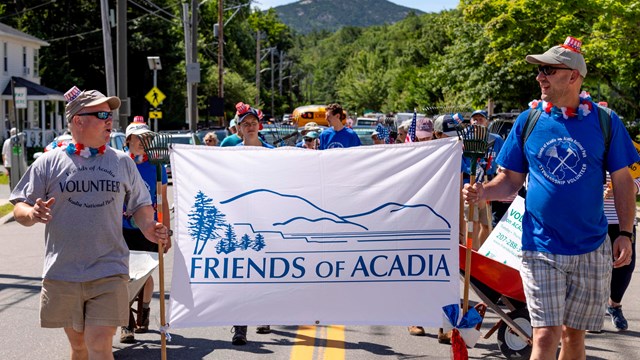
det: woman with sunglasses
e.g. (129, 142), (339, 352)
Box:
(302, 131), (319, 149)
(204, 132), (219, 146)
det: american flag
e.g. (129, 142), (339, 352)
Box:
(405, 111), (417, 143)
(375, 123), (390, 143)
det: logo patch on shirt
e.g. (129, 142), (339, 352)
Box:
(536, 137), (587, 185)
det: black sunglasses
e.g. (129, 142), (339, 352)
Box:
(77, 111), (113, 120)
(537, 65), (573, 76)
(304, 138), (315, 142)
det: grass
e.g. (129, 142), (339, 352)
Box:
(0, 173), (8, 185)
(0, 203), (13, 219)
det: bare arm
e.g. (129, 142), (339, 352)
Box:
(463, 169), (526, 204)
(132, 205), (169, 247)
(13, 198), (56, 226)
(610, 167), (636, 268)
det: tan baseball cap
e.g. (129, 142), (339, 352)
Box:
(525, 36), (587, 77)
(64, 87), (121, 122)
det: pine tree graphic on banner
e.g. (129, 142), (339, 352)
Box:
(188, 191), (228, 255)
(238, 234), (252, 250)
(216, 224), (238, 254)
(252, 233), (266, 251)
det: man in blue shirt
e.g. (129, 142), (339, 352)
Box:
(463, 36), (639, 359)
(319, 103), (361, 150)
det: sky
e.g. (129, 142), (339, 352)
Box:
(253, 0), (459, 13)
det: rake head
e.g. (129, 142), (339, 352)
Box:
(457, 124), (489, 159)
(140, 133), (171, 165)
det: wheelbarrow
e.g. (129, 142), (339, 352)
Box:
(459, 244), (533, 360)
(127, 250), (159, 330)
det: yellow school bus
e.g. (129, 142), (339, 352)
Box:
(292, 105), (347, 127)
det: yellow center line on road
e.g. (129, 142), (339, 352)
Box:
(289, 325), (346, 360)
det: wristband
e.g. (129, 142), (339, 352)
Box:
(168, 229), (173, 237)
(619, 230), (634, 242)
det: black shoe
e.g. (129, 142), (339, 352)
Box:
(120, 326), (135, 344)
(135, 307), (150, 333)
(256, 325), (271, 334)
(232, 326), (248, 345)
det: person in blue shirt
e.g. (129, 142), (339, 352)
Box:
(318, 103), (361, 150)
(463, 36), (639, 359)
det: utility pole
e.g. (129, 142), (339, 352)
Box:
(190, 0), (199, 131)
(117, 0), (128, 129)
(255, 30), (260, 106)
(278, 50), (283, 97)
(270, 47), (275, 120)
(99, 0), (118, 128)
(218, 0), (224, 124)
(182, 3), (191, 128)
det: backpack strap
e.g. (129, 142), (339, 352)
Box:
(521, 109), (542, 148)
(597, 105), (612, 183)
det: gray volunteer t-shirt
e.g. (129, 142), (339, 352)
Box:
(10, 146), (151, 282)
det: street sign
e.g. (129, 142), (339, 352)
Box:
(145, 87), (166, 107)
(14, 87), (27, 109)
(149, 111), (162, 119)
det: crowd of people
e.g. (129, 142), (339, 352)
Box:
(7, 35), (639, 359)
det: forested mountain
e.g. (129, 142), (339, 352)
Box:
(273, 0), (423, 34)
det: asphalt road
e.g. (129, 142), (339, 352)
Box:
(0, 183), (638, 359)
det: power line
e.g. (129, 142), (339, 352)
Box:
(0, 0), (58, 20)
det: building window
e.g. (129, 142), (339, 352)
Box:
(34, 49), (39, 77)
(3, 43), (7, 73)
(23, 46), (27, 67)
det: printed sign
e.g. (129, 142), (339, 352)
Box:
(145, 86), (166, 107)
(14, 87), (27, 109)
(478, 196), (525, 269)
(167, 139), (462, 328)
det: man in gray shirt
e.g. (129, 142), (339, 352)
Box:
(10, 86), (169, 359)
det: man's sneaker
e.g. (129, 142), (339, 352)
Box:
(120, 326), (135, 344)
(607, 305), (628, 331)
(232, 326), (248, 345)
(256, 325), (271, 334)
(408, 326), (426, 336)
(135, 307), (150, 333)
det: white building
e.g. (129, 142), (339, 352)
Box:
(0, 22), (65, 148)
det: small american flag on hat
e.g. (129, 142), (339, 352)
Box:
(64, 86), (82, 103)
(562, 36), (582, 53)
(405, 111), (417, 143)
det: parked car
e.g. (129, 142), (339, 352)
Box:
(196, 128), (228, 145)
(158, 131), (200, 178)
(354, 117), (377, 127)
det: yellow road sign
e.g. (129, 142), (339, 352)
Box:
(145, 87), (166, 107)
(149, 111), (162, 119)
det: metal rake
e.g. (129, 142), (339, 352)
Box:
(457, 124), (490, 315)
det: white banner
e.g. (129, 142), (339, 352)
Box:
(168, 138), (462, 328)
(479, 196), (525, 269)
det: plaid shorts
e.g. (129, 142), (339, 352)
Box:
(520, 238), (611, 330)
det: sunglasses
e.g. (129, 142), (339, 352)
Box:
(537, 65), (573, 76)
(304, 138), (315, 142)
(77, 111), (113, 120)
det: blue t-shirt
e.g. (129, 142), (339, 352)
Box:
(123, 160), (168, 229)
(220, 134), (242, 147)
(496, 103), (640, 255)
(319, 127), (361, 150)
(236, 140), (275, 149)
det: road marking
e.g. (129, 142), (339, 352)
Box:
(290, 325), (317, 359)
(289, 325), (345, 360)
(324, 325), (345, 360)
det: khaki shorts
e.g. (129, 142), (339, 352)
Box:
(464, 201), (491, 225)
(40, 274), (130, 332)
